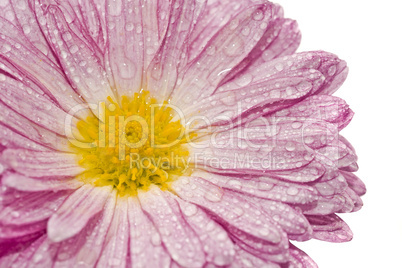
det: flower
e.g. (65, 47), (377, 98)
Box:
(0, 0), (365, 267)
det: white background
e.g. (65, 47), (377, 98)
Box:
(281, 1), (402, 267)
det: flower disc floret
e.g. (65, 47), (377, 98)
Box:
(72, 91), (192, 196)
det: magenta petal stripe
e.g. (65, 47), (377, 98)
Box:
(0, 0), (364, 267)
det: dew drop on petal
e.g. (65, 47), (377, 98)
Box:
(22, 25), (31, 34)
(69, 45), (79, 54)
(224, 38), (244, 56)
(151, 232), (161, 246)
(275, 62), (284, 71)
(204, 187), (223, 202)
(182, 203), (198, 217)
(286, 187), (299, 196)
(328, 65), (337, 76)
(241, 26), (250, 36)
(296, 81), (312, 92)
(252, 10), (264, 21)
(1, 44), (11, 53)
(125, 23), (134, 32)
(235, 73), (252, 87)
(285, 142), (296, 152)
(33, 253), (43, 264)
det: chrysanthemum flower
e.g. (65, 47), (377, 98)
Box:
(0, 0), (365, 267)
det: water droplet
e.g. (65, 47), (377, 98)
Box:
(11, 211), (20, 218)
(227, 179), (242, 189)
(286, 187), (299, 196)
(22, 25), (31, 34)
(1, 44), (11, 53)
(258, 228), (270, 237)
(60, 51), (68, 59)
(69, 45), (78, 54)
(241, 26), (250, 36)
(304, 136), (314, 144)
(275, 62), (284, 71)
(285, 142), (295, 152)
(62, 32), (72, 41)
(296, 81), (312, 92)
(204, 187), (223, 202)
(328, 65), (337, 76)
(182, 203), (198, 217)
(125, 23), (134, 32)
(151, 232), (161, 246)
(253, 10), (264, 21)
(257, 181), (274, 191)
(235, 73), (252, 87)
(292, 121), (302, 129)
(224, 38), (244, 56)
(33, 253), (43, 263)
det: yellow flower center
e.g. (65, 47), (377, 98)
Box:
(71, 91), (193, 196)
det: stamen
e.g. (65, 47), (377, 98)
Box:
(71, 91), (194, 196)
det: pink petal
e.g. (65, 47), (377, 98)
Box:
(171, 178), (287, 249)
(138, 186), (205, 267)
(127, 196), (171, 268)
(188, 1), (280, 61)
(343, 187), (363, 213)
(341, 170), (366, 196)
(220, 51), (347, 97)
(2, 149), (84, 178)
(0, 220), (46, 240)
(306, 214), (353, 242)
(63, 0), (107, 51)
(0, 124), (48, 151)
(0, 189), (69, 225)
(0, 17), (84, 112)
(231, 244), (281, 268)
(0, 0), (14, 24)
(253, 18), (301, 64)
(53, 191), (117, 267)
(288, 243), (318, 268)
(97, 197), (129, 268)
(0, 102), (70, 152)
(3, 0), (59, 63)
(266, 161), (326, 183)
(18, 237), (59, 267)
(242, 195), (312, 241)
(183, 68), (324, 125)
(0, 77), (68, 135)
(190, 123), (317, 174)
(271, 95), (354, 130)
(175, 197), (235, 266)
(171, 3), (275, 106)
(2, 172), (83, 192)
(47, 185), (112, 242)
(223, 17), (300, 84)
(146, 0), (199, 99)
(4, 235), (47, 267)
(104, 0), (144, 96)
(196, 170), (318, 205)
(38, 5), (114, 105)
(104, 0), (171, 96)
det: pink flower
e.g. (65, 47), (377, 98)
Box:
(0, 0), (365, 267)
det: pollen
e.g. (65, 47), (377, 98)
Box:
(71, 91), (194, 196)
